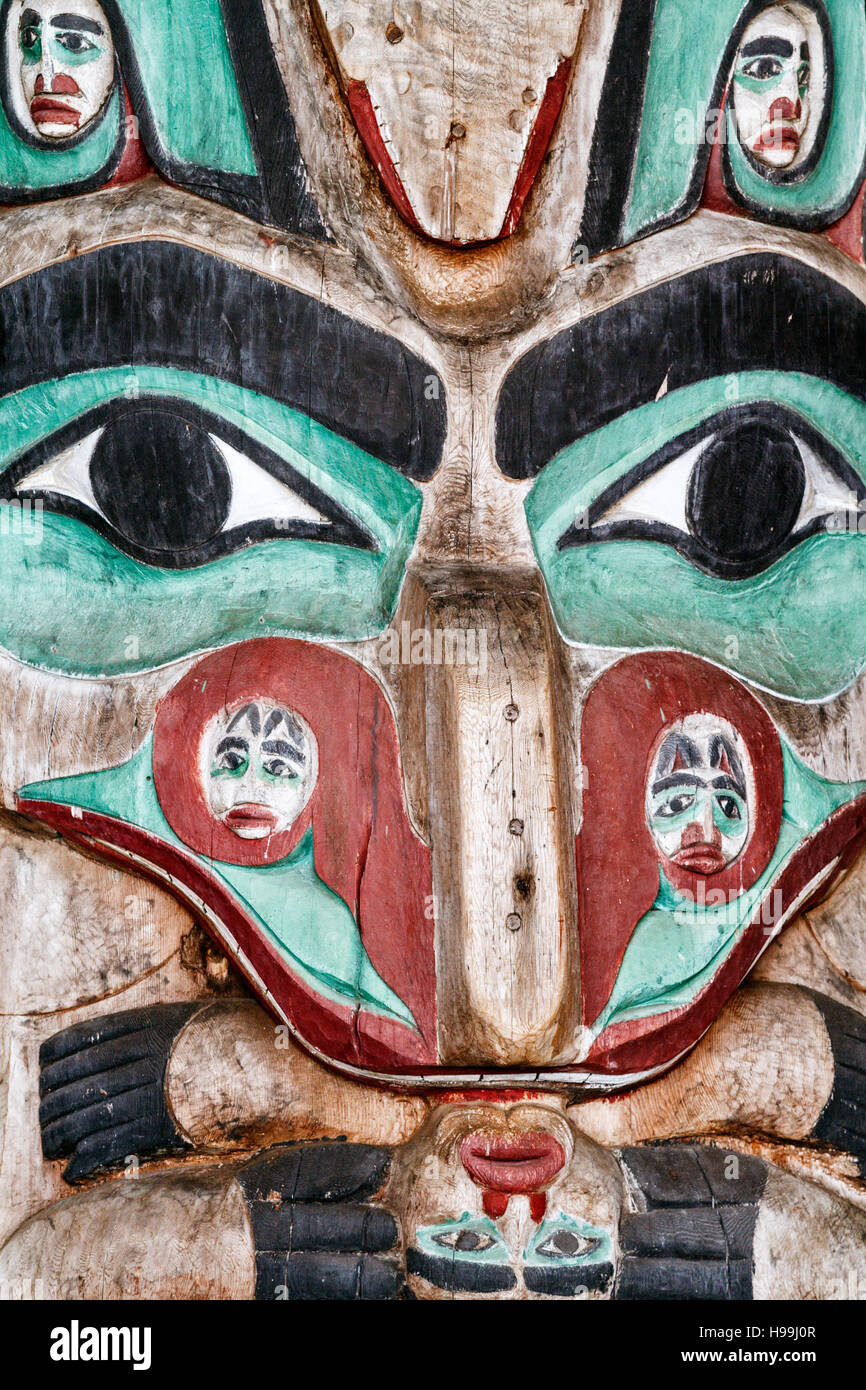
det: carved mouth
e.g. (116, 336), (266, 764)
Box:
(754, 126), (801, 151)
(672, 843), (728, 875)
(223, 803), (279, 835)
(459, 1131), (566, 1192)
(30, 97), (81, 127)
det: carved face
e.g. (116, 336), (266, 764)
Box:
(3, 1), (866, 1102)
(10, 0), (114, 139)
(646, 716), (752, 877)
(203, 702), (317, 841)
(394, 1103), (621, 1300)
(732, 4), (816, 170)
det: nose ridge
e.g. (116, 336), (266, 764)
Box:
(424, 579), (579, 1067)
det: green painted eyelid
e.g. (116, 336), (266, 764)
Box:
(525, 373), (866, 702)
(526, 372), (866, 547)
(0, 367), (420, 549)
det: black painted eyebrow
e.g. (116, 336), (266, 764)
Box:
(261, 739), (305, 762)
(0, 243), (446, 482)
(652, 775), (702, 795)
(740, 37), (793, 59)
(496, 256), (866, 479)
(19, 9), (38, 25)
(215, 737), (249, 757)
(51, 13), (104, 33)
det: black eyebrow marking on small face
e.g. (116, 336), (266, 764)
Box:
(215, 737), (249, 757)
(651, 774), (703, 796)
(20, 9), (39, 27)
(51, 13), (104, 34)
(801, 42), (810, 60)
(740, 37), (794, 59)
(261, 739), (305, 763)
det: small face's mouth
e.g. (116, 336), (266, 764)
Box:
(671, 843), (728, 875)
(222, 802), (279, 837)
(754, 125), (801, 151)
(459, 1131), (566, 1193)
(30, 96), (81, 127)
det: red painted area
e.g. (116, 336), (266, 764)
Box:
(499, 55), (574, 239)
(345, 80), (425, 236)
(482, 1190), (509, 1220)
(21, 639), (436, 1073)
(106, 86), (152, 187)
(529, 1193), (548, 1223)
(459, 1131), (566, 1193)
(346, 56), (572, 245)
(577, 652), (784, 1029)
(826, 179), (866, 265)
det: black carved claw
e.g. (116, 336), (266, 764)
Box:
(236, 1143), (404, 1301)
(39, 1002), (200, 1183)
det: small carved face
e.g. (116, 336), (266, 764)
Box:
(13, 0), (114, 139)
(394, 1103), (622, 1300)
(203, 701), (318, 841)
(733, 5), (814, 170)
(646, 715), (752, 877)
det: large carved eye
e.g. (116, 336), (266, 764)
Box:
(5, 398), (375, 568)
(558, 405), (863, 580)
(535, 1228), (600, 1261)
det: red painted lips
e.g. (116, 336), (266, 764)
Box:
(223, 803), (279, 834)
(459, 1131), (566, 1193)
(30, 97), (81, 127)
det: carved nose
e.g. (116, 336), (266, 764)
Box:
(424, 581), (580, 1066)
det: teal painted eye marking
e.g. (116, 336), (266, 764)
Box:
(18, 23), (41, 63)
(735, 56), (786, 89)
(650, 787), (745, 835)
(210, 753), (250, 779)
(524, 1215), (611, 1267)
(416, 1214), (508, 1262)
(0, 367), (422, 676)
(52, 30), (103, 63)
(260, 758), (300, 782)
(526, 372), (866, 701)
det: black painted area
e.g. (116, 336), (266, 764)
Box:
(5, 396), (376, 568)
(218, 0), (328, 238)
(237, 1144), (401, 1301)
(556, 403), (859, 580)
(254, 1251), (402, 1301)
(616, 1144), (766, 1301)
(524, 1260), (614, 1298)
(406, 1247), (516, 1294)
(237, 1143), (392, 1205)
(496, 255), (866, 479)
(38, 1002), (198, 1182)
(577, 0), (658, 258)
(0, 243), (446, 482)
(809, 990), (866, 1175)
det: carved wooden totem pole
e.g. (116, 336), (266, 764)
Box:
(3, 0), (866, 1304)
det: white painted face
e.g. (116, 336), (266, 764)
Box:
(9, 0), (114, 140)
(732, 5), (817, 170)
(202, 701), (318, 841)
(645, 714), (752, 876)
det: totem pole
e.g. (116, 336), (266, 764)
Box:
(2, 0), (866, 1302)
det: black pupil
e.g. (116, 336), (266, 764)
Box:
(686, 420), (805, 568)
(90, 407), (232, 554)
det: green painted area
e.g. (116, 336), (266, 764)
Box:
(115, 0), (255, 173)
(624, 0), (866, 238)
(593, 743), (866, 1037)
(527, 373), (866, 701)
(0, 368), (421, 675)
(414, 1215), (509, 1264)
(0, 0), (255, 192)
(523, 1216), (612, 1268)
(20, 740), (416, 1029)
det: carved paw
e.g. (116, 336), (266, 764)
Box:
(39, 1003), (200, 1182)
(236, 1143), (403, 1300)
